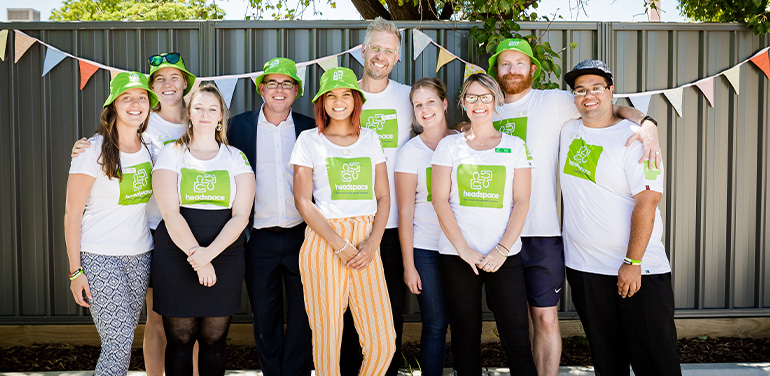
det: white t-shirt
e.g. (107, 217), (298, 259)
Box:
(559, 119), (670, 276)
(154, 143), (254, 210)
(493, 89), (580, 237)
(68, 134), (154, 256)
(395, 136), (441, 251)
(431, 133), (532, 257)
(141, 112), (187, 229)
(289, 127), (387, 219)
(361, 80), (414, 228)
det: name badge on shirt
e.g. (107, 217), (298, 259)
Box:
(495, 148), (511, 153)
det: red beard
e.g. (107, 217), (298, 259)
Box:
(499, 72), (534, 95)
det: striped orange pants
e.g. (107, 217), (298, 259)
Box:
(299, 215), (396, 376)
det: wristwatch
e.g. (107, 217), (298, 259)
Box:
(641, 115), (658, 127)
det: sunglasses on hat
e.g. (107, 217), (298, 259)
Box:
(148, 52), (182, 66)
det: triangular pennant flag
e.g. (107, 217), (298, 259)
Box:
(350, 46), (365, 67)
(78, 60), (99, 90)
(399, 30), (404, 63)
(694, 77), (715, 107)
(0, 30), (8, 62)
(436, 47), (455, 73)
(662, 88), (684, 117)
(214, 78), (238, 108)
(42, 47), (67, 77)
(14, 31), (36, 63)
(249, 71), (264, 87)
(463, 63), (485, 80)
(317, 56), (338, 71)
(295, 65), (307, 95)
(412, 29), (432, 61)
(722, 65), (741, 95)
(183, 80), (201, 103)
(750, 50), (770, 80)
(109, 69), (120, 81)
(629, 95), (652, 115)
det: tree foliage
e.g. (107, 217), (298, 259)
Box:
(50, 0), (226, 21)
(676, 0), (769, 35)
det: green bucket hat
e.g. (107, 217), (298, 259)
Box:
(487, 38), (542, 80)
(147, 53), (197, 96)
(312, 67), (367, 104)
(254, 57), (304, 98)
(103, 71), (159, 109)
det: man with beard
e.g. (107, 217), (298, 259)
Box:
(228, 57), (315, 376)
(489, 38), (661, 376)
(339, 17), (413, 376)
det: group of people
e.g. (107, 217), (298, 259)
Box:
(64, 16), (682, 376)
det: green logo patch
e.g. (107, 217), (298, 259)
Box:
(361, 109), (398, 148)
(457, 164), (506, 208)
(180, 168), (231, 207)
(563, 139), (603, 183)
(326, 157), (373, 200)
(644, 163), (661, 180)
(118, 162), (153, 205)
(426, 167), (432, 202)
(493, 116), (527, 142)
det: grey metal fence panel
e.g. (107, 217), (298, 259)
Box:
(0, 21), (768, 325)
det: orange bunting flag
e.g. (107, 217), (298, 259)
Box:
(79, 60), (100, 90)
(750, 49), (770, 80)
(14, 31), (36, 63)
(436, 47), (455, 73)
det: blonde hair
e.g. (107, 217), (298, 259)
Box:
(459, 73), (505, 109)
(177, 83), (230, 147)
(364, 17), (401, 50)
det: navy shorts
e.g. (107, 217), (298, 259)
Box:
(519, 236), (565, 307)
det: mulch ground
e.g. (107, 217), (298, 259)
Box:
(1, 337), (769, 371)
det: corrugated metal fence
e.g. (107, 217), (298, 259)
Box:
(0, 20), (768, 324)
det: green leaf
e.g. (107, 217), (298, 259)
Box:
(569, 42), (578, 49)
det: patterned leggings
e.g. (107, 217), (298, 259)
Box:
(81, 251), (151, 376)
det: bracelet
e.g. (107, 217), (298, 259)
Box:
(641, 115), (658, 127)
(497, 243), (510, 253)
(335, 240), (352, 255)
(495, 245), (508, 257)
(623, 257), (642, 266)
(68, 267), (84, 281)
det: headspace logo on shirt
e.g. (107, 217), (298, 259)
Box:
(360, 109), (398, 148)
(326, 157), (373, 200)
(563, 139), (603, 183)
(118, 162), (153, 206)
(493, 116), (528, 142)
(180, 168), (231, 207)
(457, 164), (506, 208)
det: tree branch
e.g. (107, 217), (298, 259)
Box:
(351, 0), (391, 19)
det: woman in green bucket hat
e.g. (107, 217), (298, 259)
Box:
(64, 71), (157, 375)
(291, 67), (397, 375)
(70, 53), (199, 376)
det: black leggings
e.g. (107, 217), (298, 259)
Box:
(439, 254), (536, 376)
(163, 316), (232, 376)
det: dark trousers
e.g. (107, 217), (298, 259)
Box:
(245, 224), (312, 376)
(340, 227), (405, 376)
(439, 254), (536, 376)
(567, 268), (681, 376)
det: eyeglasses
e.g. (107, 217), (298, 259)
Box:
(264, 80), (296, 90)
(366, 45), (398, 57)
(573, 86), (610, 97)
(148, 52), (182, 66)
(464, 94), (495, 104)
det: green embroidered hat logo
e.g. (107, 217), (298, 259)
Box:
(361, 109), (398, 148)
(326, 157), (373, 200)
(180, 168), (231, 207)
(118, 162), (153, 205)
(564, 139), (603, 183)
(457, 164), (506, 208)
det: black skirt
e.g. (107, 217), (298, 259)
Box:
(152, 207), (245, 317)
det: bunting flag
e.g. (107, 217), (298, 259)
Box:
(413, 29), (432, 60)
(214, 78), (238, 108)
(78, 60), (99, 90)
(436, 47), (455, 73)
(317, 55), (338, 71)
(0, 30), (8, 62)
(42, 47), (67, 77)
(183, 80), (202, 103)
(722, 65), (741, 95)
(464, 63), (485, 80)
(694, 77), (715, 107)
(629, 95), (652, 115)
(750, 49), (770, 80)
(662, 88), (684, 117)
(109, 69), (120, 81)
(249, 71), (264, 87)
(349, 46), (365, 67)
(295, 65), (307, 95)
(14, 31), (36, 63)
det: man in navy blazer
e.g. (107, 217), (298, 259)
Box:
(228, 57), (315, 376)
